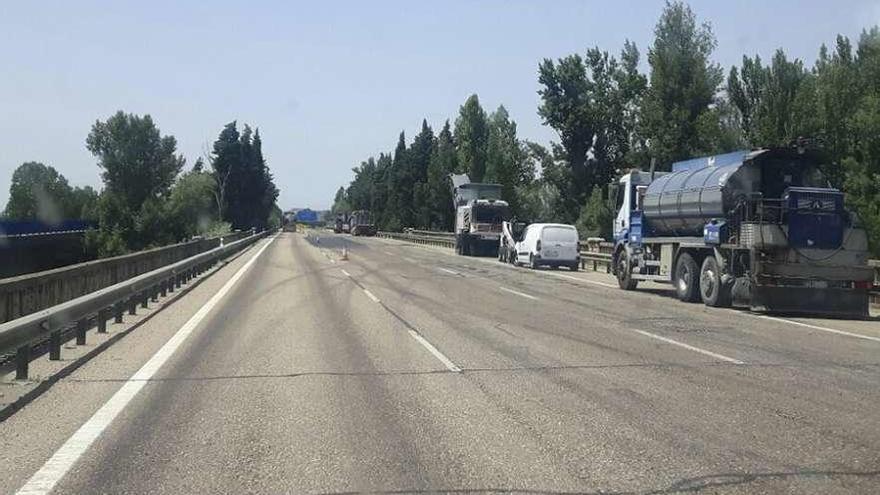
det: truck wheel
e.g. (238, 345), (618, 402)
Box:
(674, 252), (700, 302)
(700, 256), (731, 307)
(529, 254), (539, 269)
(616, 252), (637, 290)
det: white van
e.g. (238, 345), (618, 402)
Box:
(515, 223), (580, 270)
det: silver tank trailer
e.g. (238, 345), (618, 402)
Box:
(642, 151), (762, 237)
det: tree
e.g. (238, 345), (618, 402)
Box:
(486, 106), (534, 216)
(640, 1), (725, 168)
(454, 94), (489, 181)
(729, 49), (809, 146)
(576, 186), (614, 240)
(4, 162), (73, 222)
(86, 111), (185, 209)
(426, 121), (457, 230)
(210, 122), (278, 230)
(168, 170), (218, 238)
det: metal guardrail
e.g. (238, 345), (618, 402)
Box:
(0, 230), (269, 380)
(377, 230), (455, 248)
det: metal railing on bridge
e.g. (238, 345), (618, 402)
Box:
(0, 231), (269, 380)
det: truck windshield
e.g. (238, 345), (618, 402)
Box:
(473, 206), (509, 223)
(542, 227), (578, 243)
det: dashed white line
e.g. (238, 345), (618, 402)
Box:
(15, 236), (277, 495)
(756, 315), (880, 343)
(407, 329), (462, 372)
(499, 286), (539, 300)
(383, 250), (395, 256)
(630, 328), (745, 364)
(437, 267), (459, 276)
(340, 269), (351, 277)
(363, 288), (381, 303)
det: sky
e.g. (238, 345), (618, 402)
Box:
(2, 1), (879, 211)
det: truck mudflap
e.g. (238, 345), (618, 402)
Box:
(751, 285), (869, 318)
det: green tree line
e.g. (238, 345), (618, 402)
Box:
(333, 1), (880, 255)
(3, 112), (280, 257)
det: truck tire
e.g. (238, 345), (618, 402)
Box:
(616, 251), (638, 290)
(674, 252), (701, 302)
(699, 256), (731, 307)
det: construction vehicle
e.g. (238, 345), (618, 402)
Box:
(451, 174), (510, 256)
(611, 145), (873, 317)
(333, 213), (349, 234)
(349, 210), (377, 236)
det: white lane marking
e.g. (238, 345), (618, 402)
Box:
(437, 267), (459, 276)
(15, 236), (277, 495)
(341, 269), (351, 277)
(499, 286), (539, 301)
(363, 289), (381, 303)
(545, 271), (618, 289)
(756, 315), (880, 343)
(384, 250), (394, 256)
(407, 329), (461, 372)
(329, 258), (336, 264)
(630, 328), (745, 364)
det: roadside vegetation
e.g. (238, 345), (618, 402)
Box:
(2, 112), (280, 258)
(332, 1), (880, 256)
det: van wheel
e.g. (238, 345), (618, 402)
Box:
(529, 254), (539, 269)
(700, 256), (731, 307)
(674, 252), (701, 302)
(570, 262), (579, 272)
(616, 252), (637, 290)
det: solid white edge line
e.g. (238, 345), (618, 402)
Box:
(15, 236), (277, 495)
(630, 328), (745, 364)
(756, 314), (880, 343)
(499, 286), (539, 301)
(340, 269), (351, 277)
(363, 288), (381, 303)
(407, 329), (461, 372)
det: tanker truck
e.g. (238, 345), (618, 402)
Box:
(612, 145), (873, 317)
(451, 174), (510, 256)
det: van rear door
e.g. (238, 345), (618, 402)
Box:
(540, 226), (579, 261)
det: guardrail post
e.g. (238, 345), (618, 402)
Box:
(141, 291), (149, 309)
(16, 346), (30, 380)
(128, 296), (137, 315)
(49, 331), (61, 360)
(98, 308), (109, 333)
(151, 285), (159, 302)
(160, 280), (168, 297)
(114, 302), (124, 323)
(175, 274), (182, 289)
(76, 318), (87, 345)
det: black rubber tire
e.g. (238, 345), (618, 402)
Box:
(674, 252), (701, 302)
(529, 254), (539, 269)
(570, 262), (579, 272)
(616, 252), (638, 290)
(700, 256), (731, 307)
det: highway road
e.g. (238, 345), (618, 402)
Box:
(2, 231), (880, 494)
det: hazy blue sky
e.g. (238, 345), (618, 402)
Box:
(2, 1), (879, 210)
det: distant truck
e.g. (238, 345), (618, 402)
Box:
(451, 174), (510, 256)
(349, 210), (377, 236)
(611, 145), (873, 317)
(333, 213), (349, 234)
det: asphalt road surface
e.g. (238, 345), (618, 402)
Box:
(2, 231), (880, 494)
